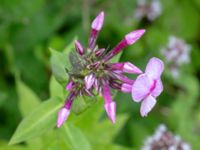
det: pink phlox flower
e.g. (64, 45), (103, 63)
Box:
(57, 11), (145, 127)
(132, 57), (164, 117)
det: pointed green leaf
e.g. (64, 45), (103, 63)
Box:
(0, 140), (27, 150)
(91, 114), (128, 143)
(9, 97), (62, 145)
(50, 38), (76, 87)
(110, 52), (122, 63)
(49, 75), (64, 98)
(39, 130), (71, 150)
(59, 123), (91, 150)
(50, 48), (71, 87)
(16, 78), (41, 116)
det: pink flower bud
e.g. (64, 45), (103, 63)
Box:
(104, 101), (116, 123)
(57, 107), (70, 128)
(66, 81), (74, 91)
(110, 63), (124, 70)
(125, 29), (145, 45)
(103, 29), (145, 61)
(110, 62), (142, 74)
(91, 11), (104, 31)
(121, 83), (132, 93)
(114, 73), (134, 84)
(95, 48), (105, 57)
(123, 62), (142, 74)
(75, 40), (84, 55)
(94, 79), (99, 92)
(84, 74), (95, 89)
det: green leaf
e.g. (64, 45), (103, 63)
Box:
(50, 48), (71, 87)
(16, 77), (41, 117)
(9, 97), (62, 145)
(25, 128), (70, 150)
(110, 52), (122, 63)
(50, 38), (76, 87)
(91, 114), (128, 143)
(0, 140), (27, 150)
(71, 97), (103, 127)
(59, 123), (91, 150)
(92, 142), (133, 150)
(72, 95), (97, 114)
(72, 98), (128, 144)
(49, 75), (64, 99)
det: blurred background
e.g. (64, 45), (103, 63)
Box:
(0, 0), (200, 149)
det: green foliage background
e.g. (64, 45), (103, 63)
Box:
(0, 0), (200, 149)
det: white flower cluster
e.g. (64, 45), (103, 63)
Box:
(161, 36), (191, 78)
(141, 124), (191, 150)
(134, 0), (162, 21)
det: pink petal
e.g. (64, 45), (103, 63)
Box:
(91, 11), (104, 31)
(151, 79), (163, 98)
(145, 57), (164, 80)
(132, 74), (154, 102)
(125, 29), (145, 45)
(75, 40), (84, 55)
(84, 74), (95, 89)
(104, 101), (116, 123)
(121, 83), (132, 93)
(57, 108), (70, 128)
(102, 82), (112, 104)
(110, 63), (124, 70)
(140, 95), (156, 117)
(94, 79), (99, 92)
(114, 73), (134, 84)
(95, 48), (105, 57)
(103, 30), (145, 61)
(65, 81), (74, 91)
(123, 62), (143, 74)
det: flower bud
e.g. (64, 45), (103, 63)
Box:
(121, 83), (132, 93)
(95, 48), (105, 57)
(75, 40), (84, 55)
(125, 29), (145, 45)
(123, 62), (142, 74)
(84, 74), (95, 89)
(104, 101), (116, 123)
(57, 107), (70, 128)
(66, 81), (74, 91)
(91, 11), (104, 31)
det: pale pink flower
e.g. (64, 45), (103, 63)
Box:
(132, 57), (164, 117)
